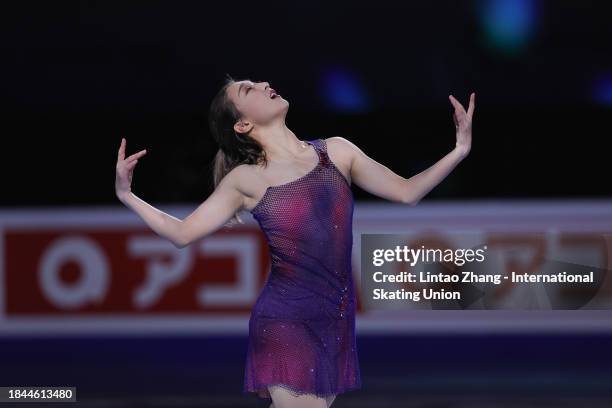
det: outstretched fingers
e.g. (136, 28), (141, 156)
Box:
(118, 138), (126, 161)
(126, 149), (147, 162)
(448, 94), (465, 114)
(118, 138), (147, 163)
(467, 92), (476, 119)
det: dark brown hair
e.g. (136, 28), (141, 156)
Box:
(208, 74), (268, 227)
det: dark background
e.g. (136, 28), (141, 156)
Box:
(1, 0), (611, 207)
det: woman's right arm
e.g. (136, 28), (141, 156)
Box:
(115, 138), (245, 248)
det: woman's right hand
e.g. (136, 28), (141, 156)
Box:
(115, 137), (147, 202)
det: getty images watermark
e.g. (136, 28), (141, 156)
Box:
(360, 233), (610, 310)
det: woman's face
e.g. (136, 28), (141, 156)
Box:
(227, 80), (288, 130)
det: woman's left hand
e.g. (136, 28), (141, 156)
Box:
(449, 92), (475, 158)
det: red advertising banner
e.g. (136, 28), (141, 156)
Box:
(1, 200), (611, 335)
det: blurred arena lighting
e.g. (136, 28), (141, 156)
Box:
(319, 65), (371, 113)
(592, 74), (612, 106)
(476, 0), (540, 56)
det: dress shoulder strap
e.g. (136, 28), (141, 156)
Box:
(309, 138), (331, 166)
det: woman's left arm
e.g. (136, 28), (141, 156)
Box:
(332, 92), (475, 206)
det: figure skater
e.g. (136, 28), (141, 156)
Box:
(114, 75), (475, 408)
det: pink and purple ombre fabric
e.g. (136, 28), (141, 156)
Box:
(244, 138), (361, 399)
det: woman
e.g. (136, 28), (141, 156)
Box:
(115, 75), (475, 408)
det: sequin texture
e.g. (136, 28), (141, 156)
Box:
(243, 138), (361, 399)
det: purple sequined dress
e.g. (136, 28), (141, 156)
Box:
(244, 138), (361, 399)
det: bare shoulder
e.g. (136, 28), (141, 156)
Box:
(325, 136), (361, 158)
(219, 163), (259, 194)
(219, 162), (270, 211)
(325, 136), (361, 164)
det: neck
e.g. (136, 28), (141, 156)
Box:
(256, 123), (307, 159)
